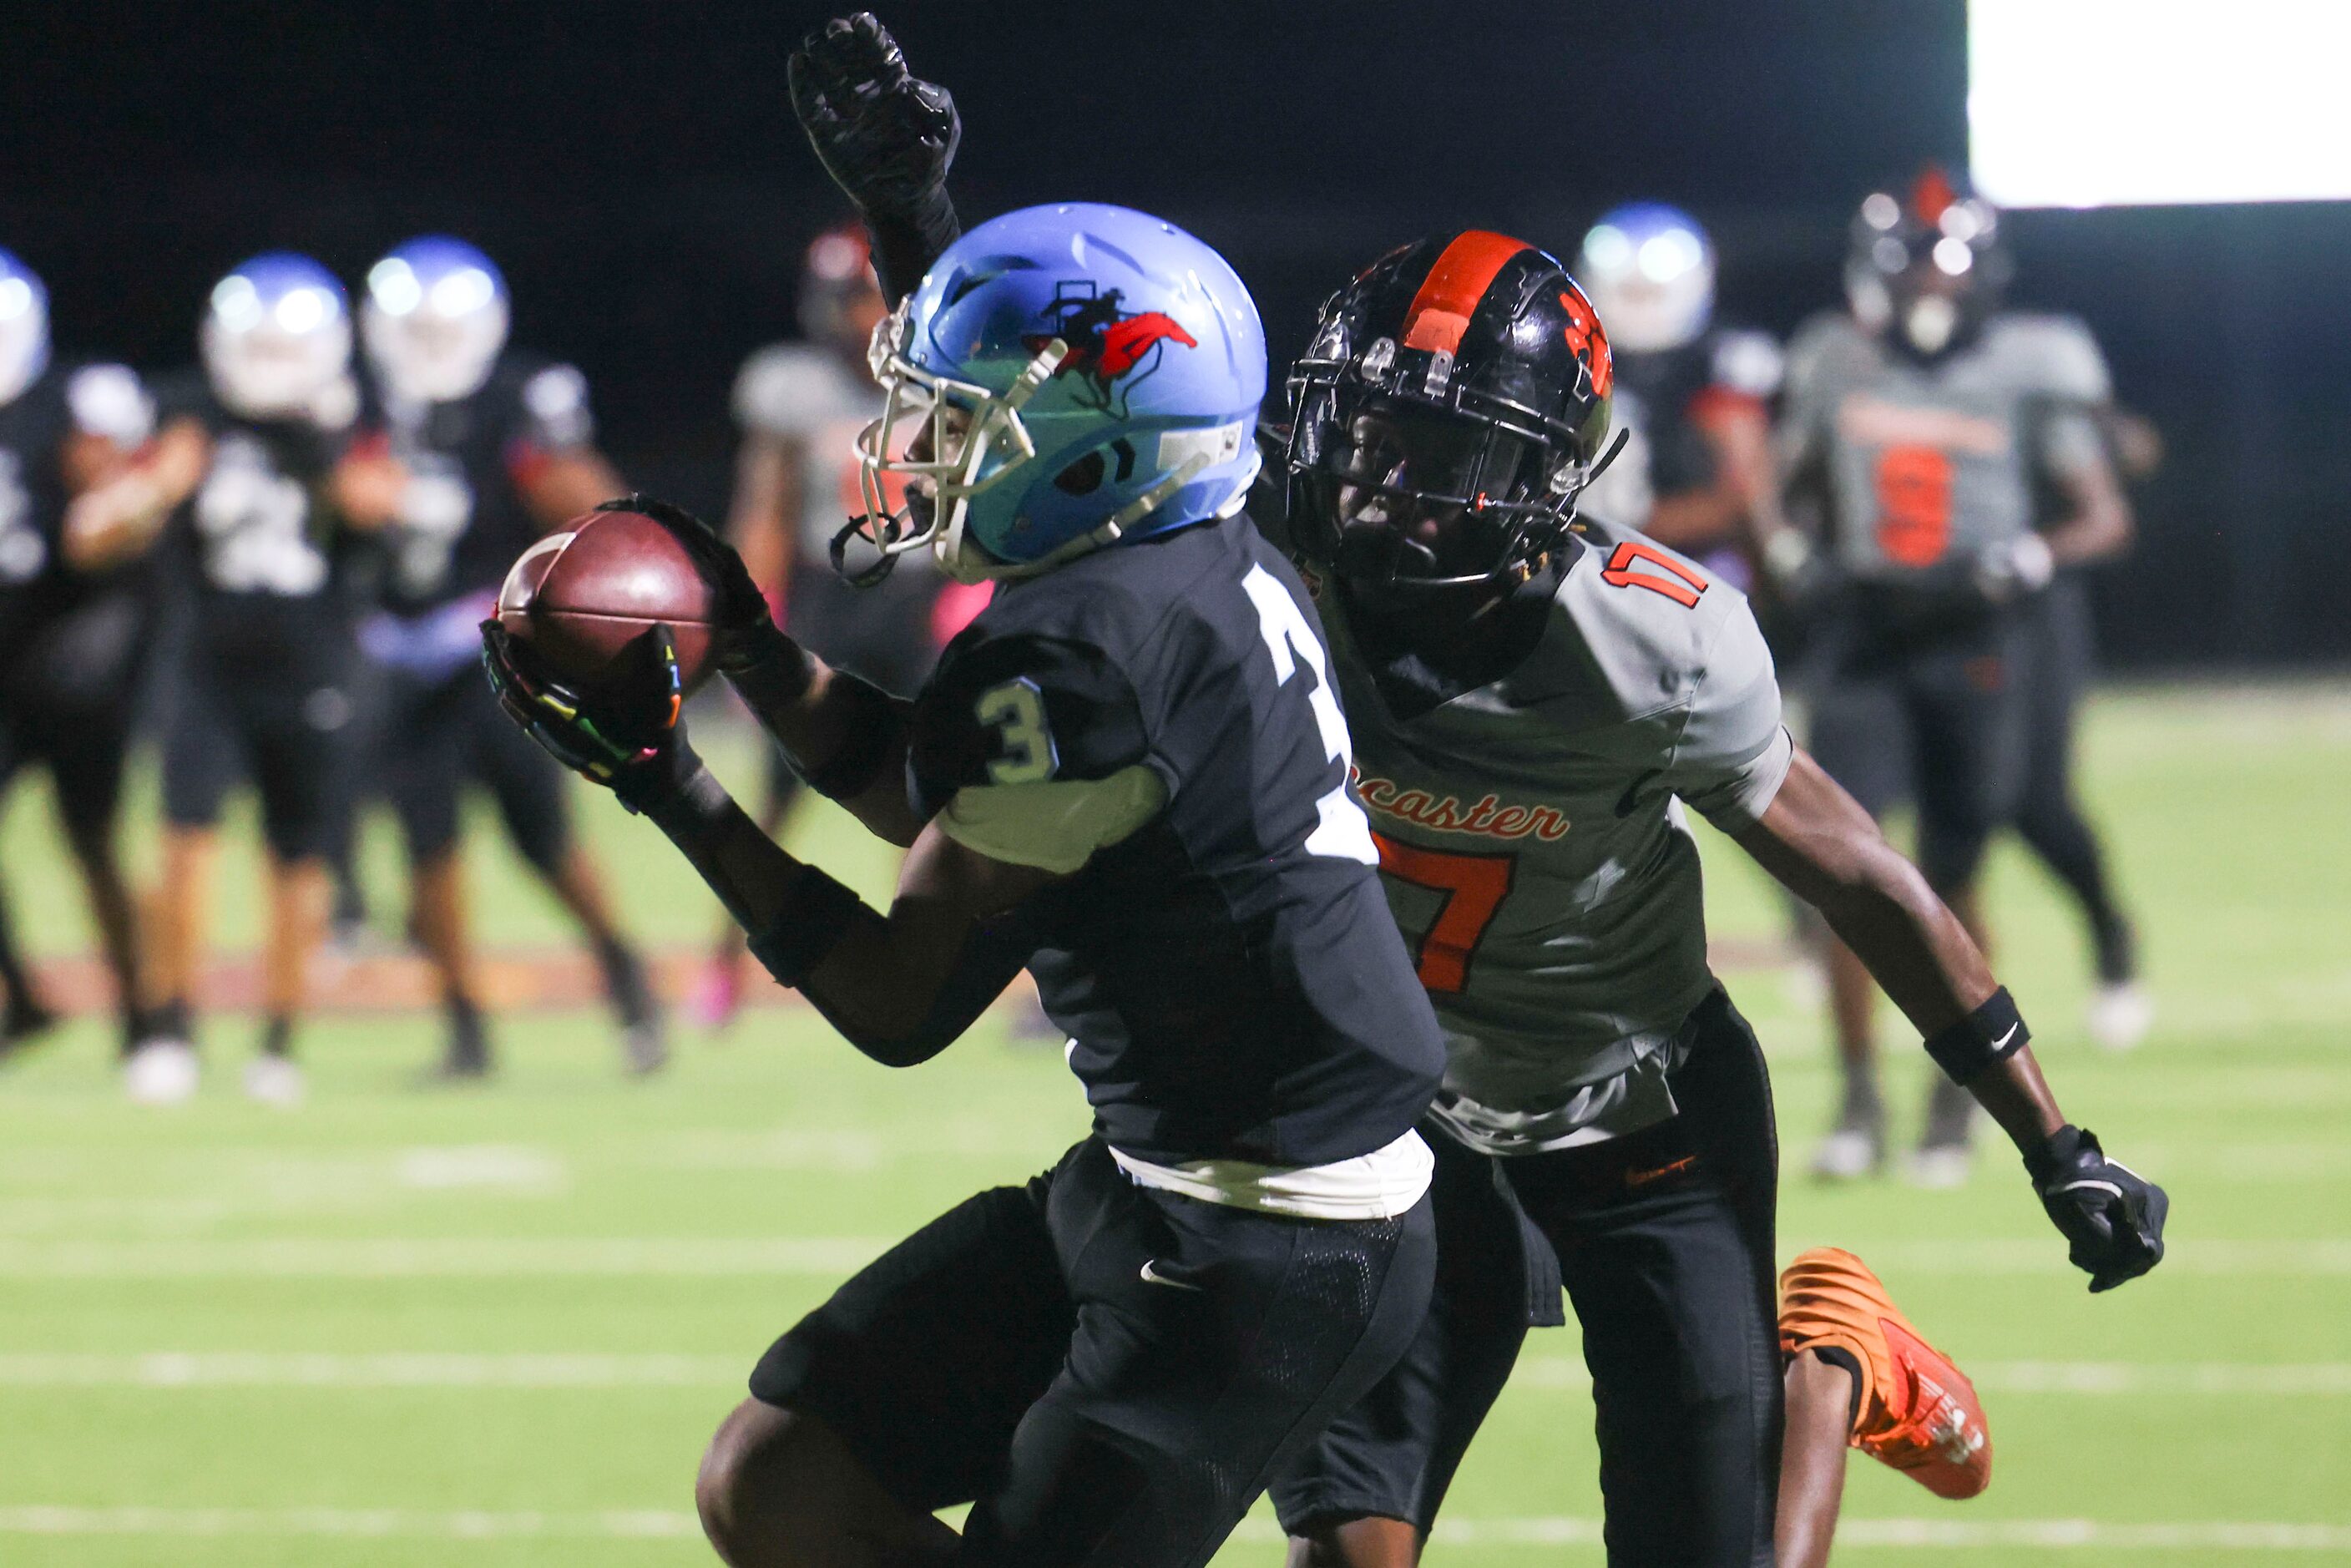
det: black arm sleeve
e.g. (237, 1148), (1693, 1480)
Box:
(864, 191), (962, 309)
(907, 630), (1153, 822)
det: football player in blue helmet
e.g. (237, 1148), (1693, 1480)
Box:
(1575, 203), (1786, 588)
(130, 253), (403, 1106)
(0, 249), (175, 1065)
(483, 23), (1451, 1565)
(720, 20), (2167, 1568)
(353, 235), (665, 1080)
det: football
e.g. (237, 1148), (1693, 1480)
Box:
(494, 508), (718, 696)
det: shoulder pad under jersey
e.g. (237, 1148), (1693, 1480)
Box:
(1499, 519), (1762, 726)
(1708, 328), (1784, 398)
(1979, 312), (2112, 404)
(63, 364), (154, 445)
(510, 360), (594, 451)
(909, 627), (1151, 822)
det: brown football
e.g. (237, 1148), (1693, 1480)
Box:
(495, 508), (718, 695)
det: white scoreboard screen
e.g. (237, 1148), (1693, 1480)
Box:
(1969, 0), (2351, 208)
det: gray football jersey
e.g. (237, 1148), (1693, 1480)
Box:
(731, 342), (891, 561)
(1316, 518), (1794, 1154)
(1780, 311), (2111, 580)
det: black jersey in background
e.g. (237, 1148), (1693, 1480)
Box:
(372, 355), (592, 620)
(150, 370), (369, 670)
(0, 364), (157, 701)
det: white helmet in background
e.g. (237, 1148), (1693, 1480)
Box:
(1576, 203), (1715, 355)
(201, 252), (354, 420)
(0, 248), (51, 408)
(362, 235), (510, 404)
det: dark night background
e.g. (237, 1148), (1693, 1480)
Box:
(4, 0), (2345, 667)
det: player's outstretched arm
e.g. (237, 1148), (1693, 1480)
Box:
(789, 13), (963, 304)
(1735, 748), (2166, 1291)
(481, 617), (1042, 1065)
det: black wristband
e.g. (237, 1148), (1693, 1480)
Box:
(797, 673), (904, 802)
(746, 863), (867, 989)
(1923, 985), (2031, 1085)
(639, 754), (731, 837)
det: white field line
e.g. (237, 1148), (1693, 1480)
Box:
(7, 1507), (2347, 1551)
(8, 1235), (2351, 1278)
(1510, 1358), (2351, 1397)
(0, 1237), (891, 1277)
(0, 1353), (745, 1388)
(3, 1353), (2346, 1397)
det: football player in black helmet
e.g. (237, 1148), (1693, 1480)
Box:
(775, 19), (2167, 1568)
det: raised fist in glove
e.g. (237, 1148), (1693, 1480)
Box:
(789, 13), (959, 221)
(2026, 1125), (2168, 1292)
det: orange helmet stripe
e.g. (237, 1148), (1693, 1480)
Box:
(1401, 230), (1532, 357)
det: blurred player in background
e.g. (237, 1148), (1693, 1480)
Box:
(356, 236), (665, 1079)
(0, 248), (169, 1061)
(2006, 400), (2152, 1051)
(1771, 172), (2136, 1182)
(690, 222), (983, 1028)
(128, 254), (397, 1105)
(1573, 203), (1782, 584)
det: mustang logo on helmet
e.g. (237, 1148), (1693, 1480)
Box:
(1024, 281), (1198, 418)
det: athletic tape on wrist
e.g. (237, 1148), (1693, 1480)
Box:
(799, 674), (902, 802)
(746, 865), (866, 989)
(1923, 985), (2030, 1085)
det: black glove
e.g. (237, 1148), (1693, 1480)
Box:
(2025, 1125), (2168, 1292)
(788, 13), (962, 302)
(593, 494), (792, 676)
(788, 13), (959, 221)
(481, 618), (697, 815)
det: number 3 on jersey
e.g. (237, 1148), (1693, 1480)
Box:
(977, 678), (1057, 785)
(1241, 564), (1378, 865)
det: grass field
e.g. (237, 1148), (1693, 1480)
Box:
(2, 683), (2347, 1565)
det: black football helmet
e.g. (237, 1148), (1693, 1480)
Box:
(1285, 231), (1615, 606)
(1845, 168), (2012, 360)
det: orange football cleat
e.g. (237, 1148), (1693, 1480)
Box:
(1778, 1246), (1992, 1500)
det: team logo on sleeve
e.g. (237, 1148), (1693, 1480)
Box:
(1026, 281), (1197, 418)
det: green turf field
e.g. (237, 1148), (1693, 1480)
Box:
(2, 683), (2347, 1565)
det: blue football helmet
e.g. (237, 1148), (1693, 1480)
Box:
(0, 248), (49, 407)
(363, 236), (511, 403)
(850, 201), (1267, 584)
(1577, 203), (1714, 355)
(201, 252), (353, 420)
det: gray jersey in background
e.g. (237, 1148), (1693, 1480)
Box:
(731, 341), (898, 565)
(1780, 312), (2110, 583)
(1312, 517), (1793, 1155)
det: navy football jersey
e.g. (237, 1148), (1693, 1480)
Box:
(152, 370), (365, 665)
(372, 354), (595, 615)
(0, 364), (156, 685)
(906, 513), (1446, 1170)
